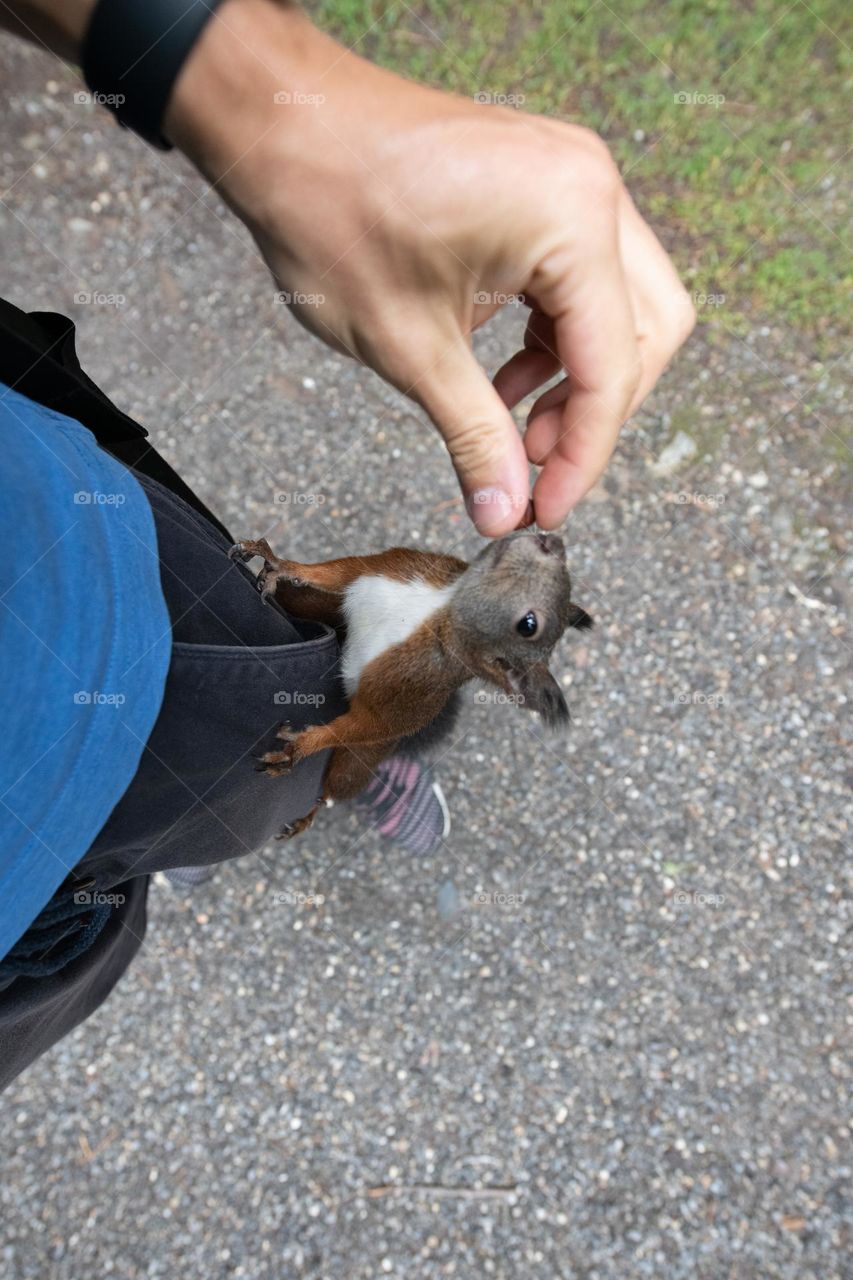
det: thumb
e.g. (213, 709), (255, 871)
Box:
(412, 334), (530, 536)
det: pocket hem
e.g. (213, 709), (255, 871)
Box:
(171, 625), (338, 663)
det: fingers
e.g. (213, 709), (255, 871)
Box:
(528, 230), (640, 529)
(413, 333), (530, 536)
(522, 197), (695, 511)
(504, 185), (691, 524)
(492, 347), (561, 411)
(492, 308), (562, 409)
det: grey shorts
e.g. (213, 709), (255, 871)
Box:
(0, 465), (346, 1090)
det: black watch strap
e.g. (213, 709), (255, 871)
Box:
(82, 0), (224, 150)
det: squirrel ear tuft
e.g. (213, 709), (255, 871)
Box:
(507, 662), (570, 730)
(568, 604), (594, 630)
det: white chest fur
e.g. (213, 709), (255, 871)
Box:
(340, 575), (456, 696)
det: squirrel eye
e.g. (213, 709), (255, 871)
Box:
(516, 611), (538, 637)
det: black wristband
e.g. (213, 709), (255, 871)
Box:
(82, 0), (224, 150)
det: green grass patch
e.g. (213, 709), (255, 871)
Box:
(309, 0), (851, 348)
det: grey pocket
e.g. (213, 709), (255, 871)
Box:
(83, 626), (345, 886)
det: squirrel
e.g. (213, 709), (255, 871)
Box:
(229, 531), (593, 837)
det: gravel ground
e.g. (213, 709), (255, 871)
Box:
(1, 38), (850, 1280)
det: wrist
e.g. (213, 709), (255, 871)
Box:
(165, 0), (326, 181)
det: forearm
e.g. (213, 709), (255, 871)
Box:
(0, 0), (306, 137)
(1, 0), (317, 188)
(164, 1), (321, 189)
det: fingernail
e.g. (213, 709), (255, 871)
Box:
(466, 486), (514, 535)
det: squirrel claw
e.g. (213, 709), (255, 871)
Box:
(255, 725), (299, 776)
(229, 541), (277, 605)
(277, 802), (322, 839)
(256, 751), (294, 776)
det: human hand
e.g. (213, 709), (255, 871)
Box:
(167, 0), (695, 534)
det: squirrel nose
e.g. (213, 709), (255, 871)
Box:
(536, 533), (564, 557)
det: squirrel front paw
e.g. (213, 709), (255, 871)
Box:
(255, 723), (302, 776)
(229, 540), (306, 604)
(229, 538), (275, 565)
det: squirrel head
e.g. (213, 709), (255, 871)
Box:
(450, 531), (593, 728)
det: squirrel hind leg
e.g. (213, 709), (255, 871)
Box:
(323, 742), (397, 802)
(278, 800), (322, 839)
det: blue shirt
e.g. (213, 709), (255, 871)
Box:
(0, 384), (172, 959)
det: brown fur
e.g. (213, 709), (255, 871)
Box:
(230, 534), (591, 838)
